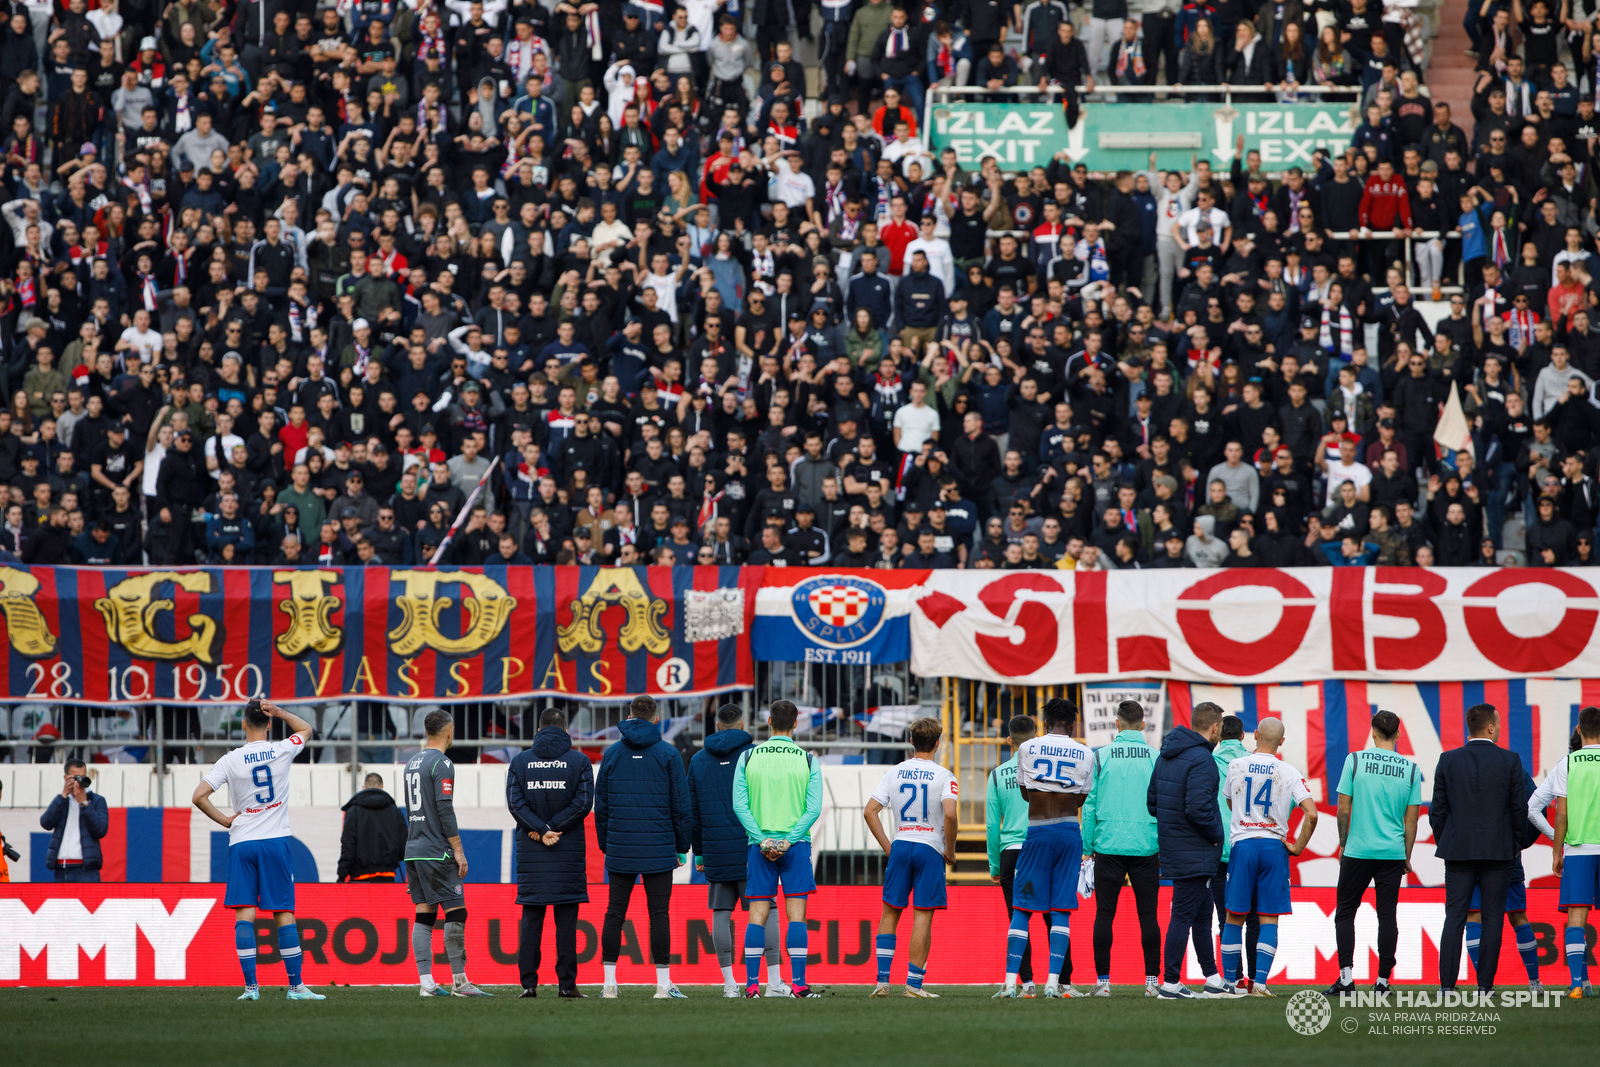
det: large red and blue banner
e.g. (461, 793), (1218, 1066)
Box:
(0, 565), (758, 704)
(2, 884), (1589, 986)
(2, 565), (1600, 699)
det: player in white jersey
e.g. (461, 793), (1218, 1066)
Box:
(864, 717), (958, 998)
(998, 698), (1095, 998)
(193, 700), (326, 1002)
(1218, 718), (1316, 997)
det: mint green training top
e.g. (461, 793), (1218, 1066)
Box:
(1081, 730), (1159, 857)
(732, 736), (823, 844)
(1213, 738), (1250, 861)
(986, 755), (1029, 876)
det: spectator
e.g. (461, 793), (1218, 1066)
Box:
(336, 772), (406, 883)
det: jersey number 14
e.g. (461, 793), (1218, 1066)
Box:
(1240, 776), (1273, 816)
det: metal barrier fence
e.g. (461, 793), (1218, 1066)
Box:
(0, 661), (942, 797)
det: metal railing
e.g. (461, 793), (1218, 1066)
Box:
(0, 661), (945, 795)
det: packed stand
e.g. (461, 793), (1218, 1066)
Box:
(0, 0), (1589, 570)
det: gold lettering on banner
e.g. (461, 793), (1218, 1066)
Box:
(387, 570), (517, 656)
(273, 570), (344, 657)
(93, 571), (222, 664)
(500, 656), (525, 693)
(539, 657), (567, 692)
(350, 655), (378, 694)
(556, 569), (671, 657)
(0, 566), (57, 657)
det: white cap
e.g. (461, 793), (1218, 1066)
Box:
(352, 317), (370, 331)
(139, 36), (157, 51)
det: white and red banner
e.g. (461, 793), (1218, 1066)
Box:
(1, 884), (1588, 987)
(909, 568), (1600, 685)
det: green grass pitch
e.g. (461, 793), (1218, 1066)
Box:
(6, 986), (1594, 1066)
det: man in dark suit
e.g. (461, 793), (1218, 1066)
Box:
(1430, 702), (1532, 992)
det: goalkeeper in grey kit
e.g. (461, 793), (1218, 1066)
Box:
(405, 710), (492, 997)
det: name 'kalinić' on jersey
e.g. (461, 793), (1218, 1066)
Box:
(870, 758), (958, 850)
(1224, 754), (1313, 843)
(1016, 734), (1096, 795)
(202, 734), (304, 843)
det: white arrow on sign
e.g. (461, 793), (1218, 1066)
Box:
(1065, 107), (1089, 162)
(1211, 110), (1236, 163)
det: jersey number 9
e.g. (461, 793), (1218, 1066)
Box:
(251, 766), (274, 805)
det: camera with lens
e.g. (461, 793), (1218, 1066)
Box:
(72, 775), (93, 789)
(2, 839), (18, 862)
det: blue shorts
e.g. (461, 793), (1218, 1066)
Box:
(1012, 821), (1082, 913)
(1470, 880), (1527, 913)
(745, 841), (816, 900)
(1225, 838), (1291, 916)
(882, 840), (947, 910)
(224, 838), (296, 912)
(1559, 854), (1600, 911)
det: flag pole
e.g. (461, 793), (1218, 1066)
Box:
(429, 454), (501, 565)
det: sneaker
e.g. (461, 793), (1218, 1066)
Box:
(903, 986), (939, 998)
(519, 988), (537, 999)
(745, 984), (762, 998)
(654, 985), (688, 999)
(286, 985), (325, 1001)
(237, 986), (259, 1001)
(791, 984), (825, 998)
(1041, 984), (1062, 998)
(1249, 983), (1275, 997)
(1529, 979), (1543, 997)
(1022, 981), (1036, 998)
(1144, 978), (1159, 998)
(1375, 978), (1391, 993)
(601, 985), (619, 999)
(1093, 981), (1111, 998)
(1568, 983), (1591, 1000)
(421, 984), (451, 997)
(723, 983), (741, 999)
(766, 980), (792, 998)
(451, 981), (493, 997)
(991, 986), (1019, 998)
(1323, 979), (1355, 997)
(1237, 977), (1253, 994)
(1058, 984), (1086, 998)
(1201, 978), (1237, 998)
(1157, 982), (1199, 999)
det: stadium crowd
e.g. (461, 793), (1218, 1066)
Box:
(0, 0), (1597, 570)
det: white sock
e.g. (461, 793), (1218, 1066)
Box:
(603, 963), (617, 986)
(1340, 967), (1353, 983)
(721, 964), (736, 985)
(1004, 972), (1018, 991)
(420, 975), (437, 991)
(656, 965), (671, 989)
